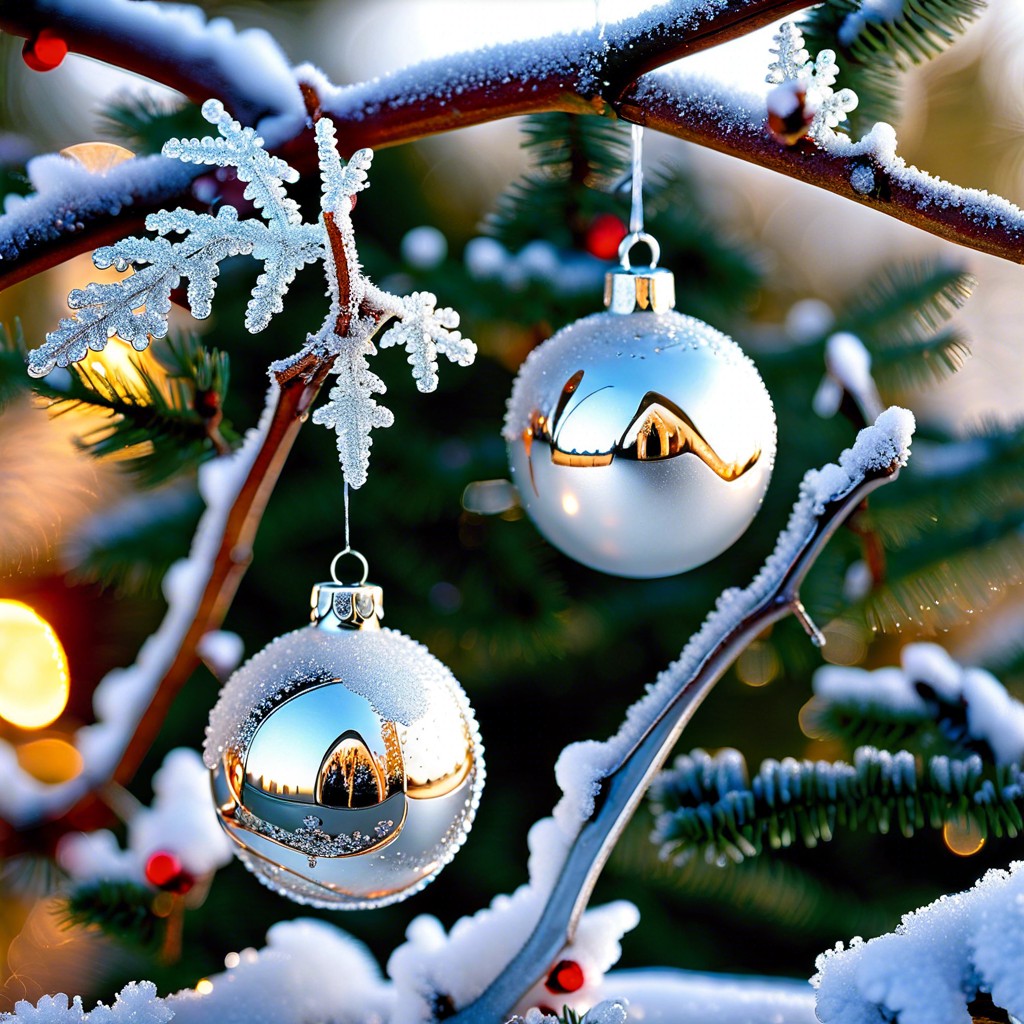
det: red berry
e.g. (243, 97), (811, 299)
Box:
(22, 30), (68, 73)
(145, 851), (195, 895)
(545, 959), (585, 994)
(585, 214), (627, 261)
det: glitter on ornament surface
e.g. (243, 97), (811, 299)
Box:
(206, 586), (484, 909)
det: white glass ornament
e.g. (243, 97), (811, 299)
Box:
(504, 235), (776, 578)
(204, 578), (484, 909)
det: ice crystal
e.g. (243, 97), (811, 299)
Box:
(766, 23), (858, 141)
(312, 340), (395, 489)
(27, 98), (475, 488)
(378, 291), (476, 392)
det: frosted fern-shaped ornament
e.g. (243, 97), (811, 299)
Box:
(377, 291), (476, 392)
(28, 96), (475, 489)
(766, 22), (810, 84)
(312, 339), (394, 490)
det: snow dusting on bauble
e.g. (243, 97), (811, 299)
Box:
(504, 237), (777, 578)
(204, 579), (483, 909)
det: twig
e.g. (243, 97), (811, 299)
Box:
(108, 356), (334, 789)
(446, 410), (914, 1021)
(0, 354), (334, 850)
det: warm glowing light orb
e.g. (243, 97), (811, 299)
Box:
(16, 736), (83, 783)
(943, 816), (985, 857)
(0, 600), (71, 729)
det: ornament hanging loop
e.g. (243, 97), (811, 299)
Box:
(618, 231), (661, 271)
(330, 546), (370, 586)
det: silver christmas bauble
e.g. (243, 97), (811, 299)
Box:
(504, 262), (776, 577)
(204, 581), (484, 909)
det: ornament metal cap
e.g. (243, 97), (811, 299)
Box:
(604, 231), (676, 315)
(310, 580), (384, 631)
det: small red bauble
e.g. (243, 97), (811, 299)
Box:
(144, 851), (195, 895)
(545, 959), (585, 994)
(22, 30), (68, 73)
(585, 214), (627, 261)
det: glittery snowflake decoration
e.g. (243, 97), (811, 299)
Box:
(27, 98), (476, 488)
(766, 22), (859, 141)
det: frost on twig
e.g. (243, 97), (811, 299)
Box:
(27, 98), (476, 488)
(766, 22), (859, 143)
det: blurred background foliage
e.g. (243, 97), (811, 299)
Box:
(1, 0), (1024, 1012)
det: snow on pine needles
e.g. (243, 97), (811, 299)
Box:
(26, 99), (476, 489)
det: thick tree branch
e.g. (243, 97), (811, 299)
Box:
(622, 74), (1024, 262)
(3, 0), (1024, 294)
(0, 0), (303, 128)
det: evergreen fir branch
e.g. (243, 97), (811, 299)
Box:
(866, 431), (1024, 546)
(37, 336), (236, 486)
(804, 688), (982, 759)
(98, 94), (209, 156)
(520, 112), (629, 186)
(61, 880), (164, 951)
(838, 260), (975, 346)
(651, 746), (1024, 866)
(0, 319), (30, 413)
(842, 0), (986, 69)
(856, 520), (1024, 632)
(869, 327), (971, 393)
(610, 817), (899, 939)
(487, 113), (630, 250)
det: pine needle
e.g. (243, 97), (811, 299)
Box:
(652, 747), (1024, 865)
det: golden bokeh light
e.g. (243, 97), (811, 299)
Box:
(0, 600), (71, 729)
(943, 816), (986, 857)
(59, 142), (135, 175)
(736, 640), (780, 687)
(16, 736), (83, 784)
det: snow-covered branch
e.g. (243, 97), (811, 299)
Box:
(814, 861), (1024, 1024)
(3, 0), (1024, 290)
(625, 72), (1024, 264)
(0, 0), (304, 133)
(0, 367), (332, 837)
(430, 408), (916, 1022)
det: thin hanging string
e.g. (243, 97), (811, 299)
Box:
(629, 123), (644, 236)
(330, 479), (369, 586)
(595, 0), (606, 40)
(343, 479), (351, 551)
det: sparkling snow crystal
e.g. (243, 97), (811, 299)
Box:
(27, 98), (475, 488)
(766, 23), (859, 142)
(814, 862), (1024, 1024)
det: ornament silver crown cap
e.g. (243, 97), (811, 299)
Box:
(311, 549), (383, 631)
(604, 231), (676, 315)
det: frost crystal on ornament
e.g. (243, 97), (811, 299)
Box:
(27, 97), (475, 488)
(766, 22), (858, 141)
